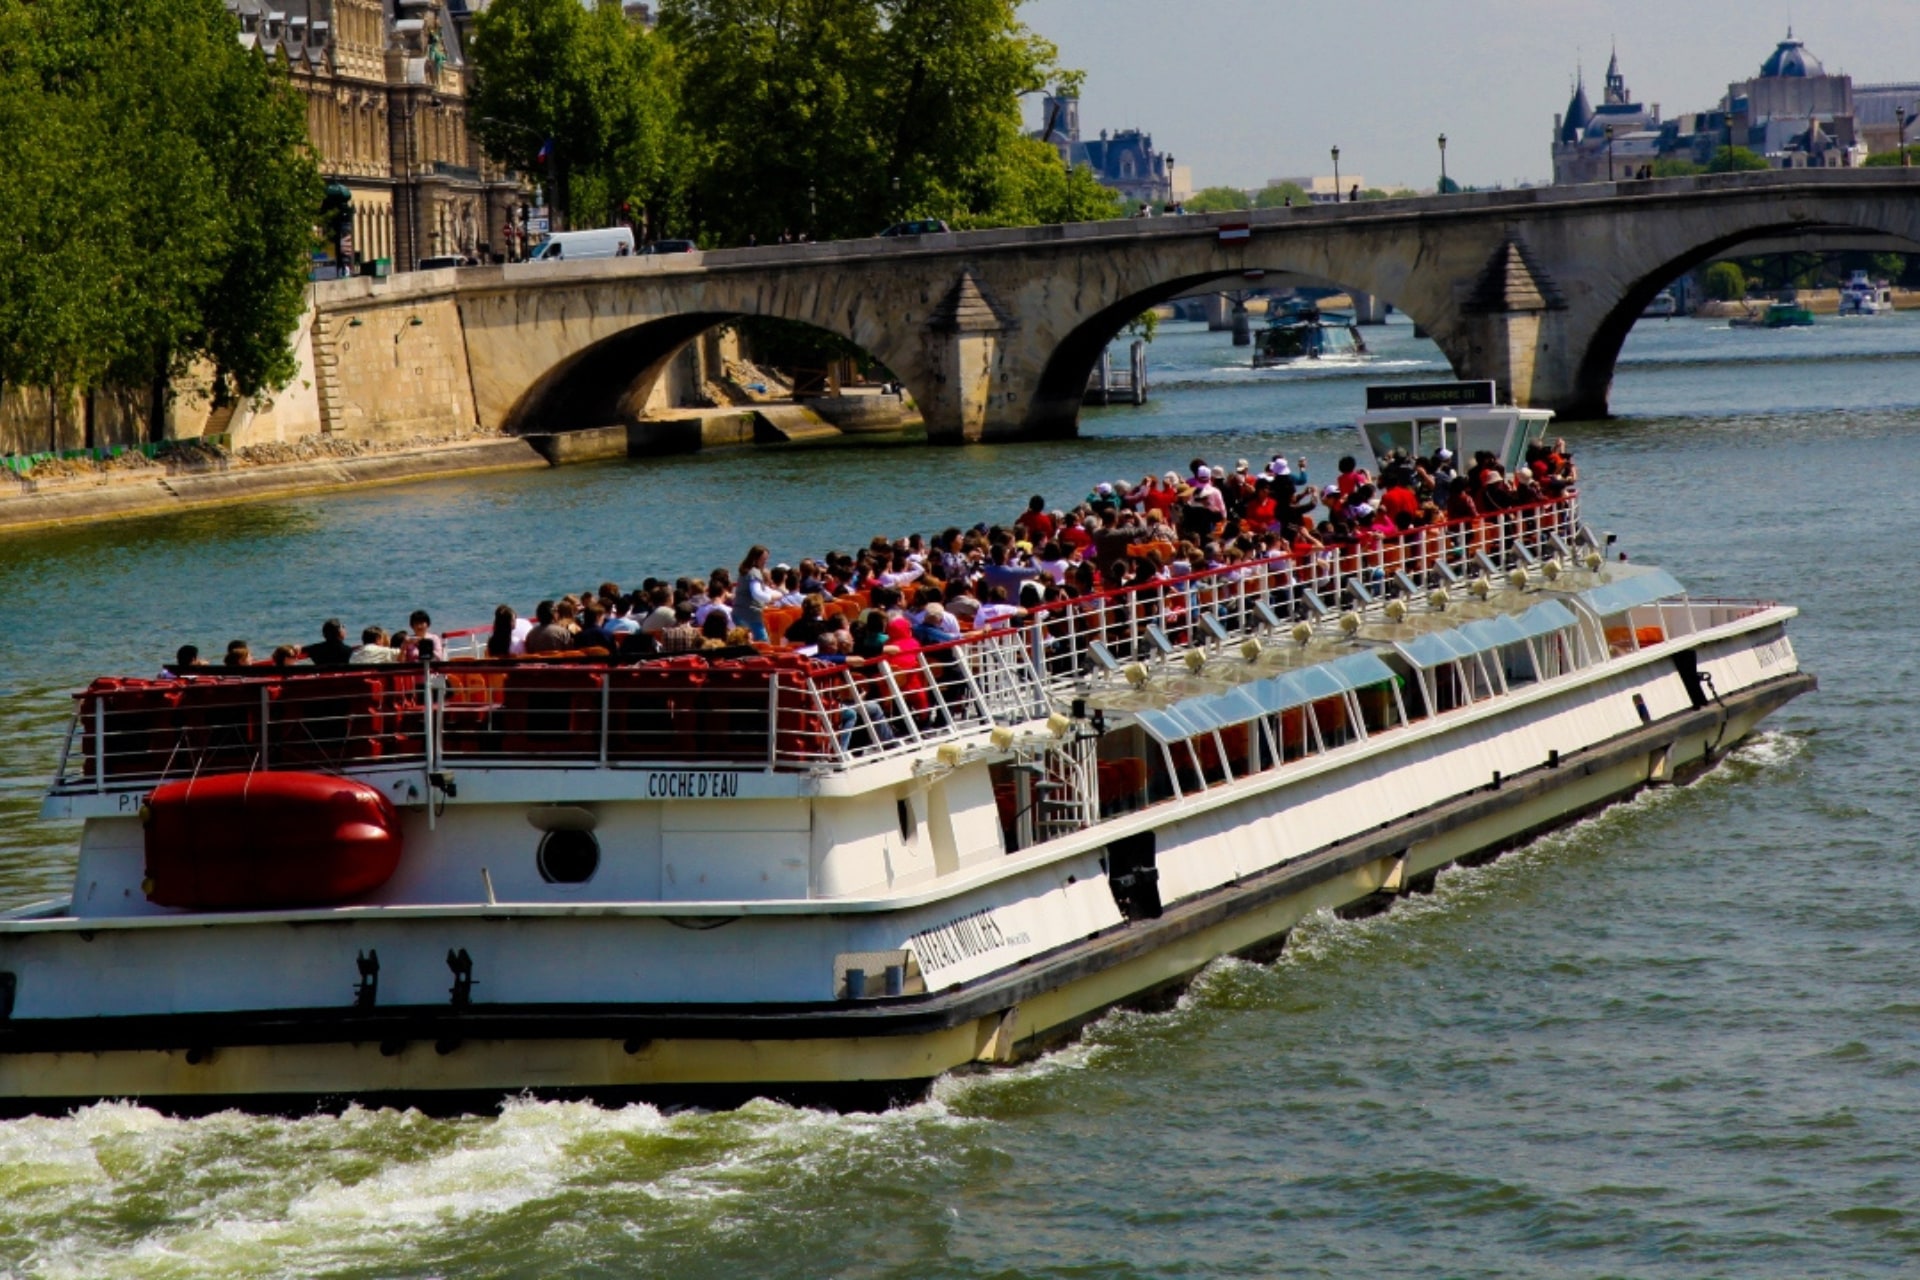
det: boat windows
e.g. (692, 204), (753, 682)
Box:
(537, 829), (600, 884)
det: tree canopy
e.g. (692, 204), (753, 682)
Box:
(469, 0), (678, 231)
(471, 0), (1120, 244)
(1253, 182), (1308, 208)
(1706, 146), (1769, 173)
(0, 0), (319, 404)
(1863, 147), (1917, 167)
(1184, 186), (1250, 213)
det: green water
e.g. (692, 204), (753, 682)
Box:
(0, 313), (1916, 1277)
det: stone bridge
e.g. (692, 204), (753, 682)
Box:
(305, 168), (1920, 444)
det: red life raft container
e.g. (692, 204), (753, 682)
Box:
(142, 772), (403, 909)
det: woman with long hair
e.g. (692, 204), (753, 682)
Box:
(487, 605), (516, 659)
(733, 544), (775, 643)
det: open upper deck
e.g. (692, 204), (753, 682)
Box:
(43, 495), (1619, 809)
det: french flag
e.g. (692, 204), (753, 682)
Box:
(535, 138), (553, 165)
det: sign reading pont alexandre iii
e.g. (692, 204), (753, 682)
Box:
(1365, 381), (1497, 411)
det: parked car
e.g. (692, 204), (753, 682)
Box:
(521, 227), (636, 263)
(879, 219), (951, 237)
(647, 239), (697, 254)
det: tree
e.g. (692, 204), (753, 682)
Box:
(1706, 145), (1769, 173)
(1651, 157), (1704, 178)
(1253, 182), (1308, 208)
(1435, 176), (1461, 194)
(1863, 147), (1917, 167)
(1704, 262), (1745, 301)
(659, 0), (1080, 244)
(470, 0), (675, 232)
(1184, 186), (1250, 213)
(0, 0), (319, 413)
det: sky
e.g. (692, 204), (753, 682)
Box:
(1020, 0), (1920, 191)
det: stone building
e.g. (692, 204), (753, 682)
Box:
(1855, 83), (1920, 156)
(1032, 95), (1188, 207)
(227, 0), (521, 272)
(1551, 32), (1878, 182)
(1723, 32), (1864, 169)
(1551, 52), (1663, 184)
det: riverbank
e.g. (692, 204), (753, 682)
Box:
(0, 397), (922, 534)
(0, 434), (548, 534)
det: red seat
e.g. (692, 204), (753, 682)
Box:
(500, 668), (605, 758)
(271, 673), (385, 766)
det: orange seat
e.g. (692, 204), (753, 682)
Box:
(764, 606), (802, 644)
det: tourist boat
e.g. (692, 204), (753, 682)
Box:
(1641, 290), (1678, 318)
(1730, 293), (1815, 329)
(1252, 299), (1367, 366)
(0, 384), (1813, 1116)
(1837, 270), (1887, 317)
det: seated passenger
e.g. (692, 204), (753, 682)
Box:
(303, 619), (354, 668)
(349, 627), (398, 664)
(407, 610), (442, 659)
(223, 640), (252, 669)
(161, 644), (206, 679)
(270, 645), (301, 670)
(782, 595), (831, 648)
(522, 601), (572, 655)
(657, 604), (702, 654)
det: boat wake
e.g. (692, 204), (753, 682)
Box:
(2, 1092), (982, 1279)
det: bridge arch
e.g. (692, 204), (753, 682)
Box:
(457, 262), (944, 441)
(1572, 217), (1920, 416)
(1025, 265), (1443, 437)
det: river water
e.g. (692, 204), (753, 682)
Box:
(1, 311), (1916, 1277)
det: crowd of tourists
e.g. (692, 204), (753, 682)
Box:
(161, 441), (1575, 678)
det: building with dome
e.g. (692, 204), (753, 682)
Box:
(1550, 31), (1874, 183)
(1723, 29), (1863, 168)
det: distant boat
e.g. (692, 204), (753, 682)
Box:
(1642, 290), (1678, 318)
(1730, 294), (1814, 329)
(1252, 300), (1368, 367)
(1838, 270), (1886, 317)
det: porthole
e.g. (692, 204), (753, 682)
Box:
(537, 829), (599, 884)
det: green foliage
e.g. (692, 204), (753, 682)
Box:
(1125, 309), (1159, 344)
(1704, 261), (1745, 301)
(470, 0), (676, 231)
(1184, 186), (1250, 213)
(1651, 157), (1704, 177)
(1863, 147), (1917, 167)
(0, 0), (320, 404)
(1706, 146), (1769, 173)
(1435, 176), (1461, 194)
(1253, 182), (1308, 207)
(1870, 253), (1908, 284)
(657, 0), (1083, 243)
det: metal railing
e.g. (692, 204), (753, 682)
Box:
(52, 500), (1582, 793)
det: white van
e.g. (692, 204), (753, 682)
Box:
(525, 227), (635, 263)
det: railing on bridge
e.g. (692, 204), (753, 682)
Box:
(51, 499), (1582, 795)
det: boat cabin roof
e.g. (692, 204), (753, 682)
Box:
(1354, 382), (1553, 475)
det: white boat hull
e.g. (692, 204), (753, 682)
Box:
(0, 635), (1808, 1115)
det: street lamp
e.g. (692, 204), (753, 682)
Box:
(1438, 133), (1448, 192)
(1606, 124), (1616, 182)
(808, 183), (817, 239)
(1331, 146), (1341, 202)
(1900, 106), (1911, 167)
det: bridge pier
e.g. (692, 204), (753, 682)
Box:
(1349, 291), (1389, 325)
(1203, 293), (1236, 331)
